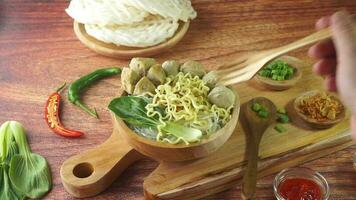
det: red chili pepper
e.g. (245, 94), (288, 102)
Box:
(45, 83), (84, 138)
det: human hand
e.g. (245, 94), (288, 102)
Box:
(308, 11), (356, 139)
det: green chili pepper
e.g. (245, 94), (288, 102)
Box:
(68, 67), (122, 118)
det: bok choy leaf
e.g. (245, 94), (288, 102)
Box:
(0, 164), (25, 200)
(108, 96), (202, 143)
(0, 121), (52, 199)
(9, 154), (52, 199)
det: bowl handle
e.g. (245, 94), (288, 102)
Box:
(60, 130), (144, 198)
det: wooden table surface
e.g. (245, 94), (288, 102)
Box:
(1, 0), (356, 199)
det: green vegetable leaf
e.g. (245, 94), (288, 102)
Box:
(0, 122), (19, 163)
(109, 96), (202, 144)
(5, 122), (31, 156)
(109, 96), (159, 128)
(162, 122), (202, 143)
(9, 153), (52, 199)
(0, 164), (25, 200)
(0, 121), (52, 199)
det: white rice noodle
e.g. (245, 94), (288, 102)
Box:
(65, 0), (149, 26)
(85, 16), (179, 47)
(122, 0), (197, 22)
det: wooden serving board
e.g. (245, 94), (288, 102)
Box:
(61, 60), (354, 199)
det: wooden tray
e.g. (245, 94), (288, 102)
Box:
(60, 61), (354, 199)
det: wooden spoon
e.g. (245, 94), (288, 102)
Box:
(73, 21), (190, 59)
(241, 97), (277, 200)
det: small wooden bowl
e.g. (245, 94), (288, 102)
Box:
(293, 90), (345, 129)
(73, 21), (190, 59)
(254, 56), (303, 91)
(113, 90), (240, 162)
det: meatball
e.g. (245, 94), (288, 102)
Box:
(147, 64), (167, 86)
(133, 76), (156, 96)
(121, 67), (140, 94)
(129, 57), (157, 77)
(203, 71), (219, 89)
(180, 60), (206, 78)
(208, 86), (235, 109)
(162, 60), (180, 76)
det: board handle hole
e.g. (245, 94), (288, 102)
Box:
(73, 162), (94, 178)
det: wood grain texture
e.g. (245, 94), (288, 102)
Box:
(0, 0), (356, 199)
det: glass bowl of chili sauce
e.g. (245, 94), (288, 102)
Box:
(273, 167), (330, 200)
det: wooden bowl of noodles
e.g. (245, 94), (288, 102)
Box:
(112, 88), (240, 162)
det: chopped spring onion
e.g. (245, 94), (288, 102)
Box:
(275, 124), (287, 133)
(251, 102), (269, 118)
(259, 60), (295, 81)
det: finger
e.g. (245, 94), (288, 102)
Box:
(308, 39), (336, 58)
(325, 75), (337, 92)
(312, 58), (337, 76)
(316, 16), (331, 29)
(331, 11), (356, 57)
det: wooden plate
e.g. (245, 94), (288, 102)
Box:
(254, 56), (303, 91)
(73, 21), (190, 59)
(294, 90), (346, 129)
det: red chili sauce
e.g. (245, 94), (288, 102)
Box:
(278, 178), (322, 200)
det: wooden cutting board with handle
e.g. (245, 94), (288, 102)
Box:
(60, 57), (354, 199)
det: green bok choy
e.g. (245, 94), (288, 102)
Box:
(0, 121), (52, 199)
(108, 96), (202, 143)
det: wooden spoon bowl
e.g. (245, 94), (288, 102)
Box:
(241, 97), (277, 200)
(113, 90), (240, 162)
(253, 56), (303, 91)
(294, 90), (345, 129)
(73, 21), (190, 59)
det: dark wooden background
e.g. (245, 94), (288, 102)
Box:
(1, 0), (356, 199)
